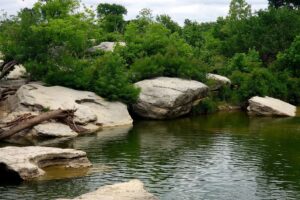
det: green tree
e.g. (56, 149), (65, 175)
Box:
(156, 14), (181, 33)
(97, 3), (127, 33)
(228, 0), (252, 20)
(276, 35), (300, 77)
(268, 0), (300, 8)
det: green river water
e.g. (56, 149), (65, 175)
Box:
(1, 111), (300, 200)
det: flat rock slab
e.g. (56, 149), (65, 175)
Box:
(0, 146), (91, 181)
(33, 122), (78, 138)
(133, 77), (208, 119)
(58, 180), (158, 200)
(248, 96), (296, 117)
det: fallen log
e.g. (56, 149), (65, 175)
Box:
(0, 109), (88, 140)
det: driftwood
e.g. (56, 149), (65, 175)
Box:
(0, 60), (18, 80)
(0, 109), (88, 140)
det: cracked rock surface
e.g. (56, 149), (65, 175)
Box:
(0, 146), (91, 181)
(132, 77), (209, 119)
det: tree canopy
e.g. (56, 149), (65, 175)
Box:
(0, 0), (300, 105)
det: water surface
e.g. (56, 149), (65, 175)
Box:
(1, 111), (300, 200)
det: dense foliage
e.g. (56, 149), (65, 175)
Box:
(0, 0), (300, 106)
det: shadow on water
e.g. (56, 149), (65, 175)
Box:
(1, 111), (300, 199)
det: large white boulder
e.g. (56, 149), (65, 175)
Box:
(132, 77), (209, 119)
(0, 146), (91, 181)
(5, 83), (133, 128)
(58, 180), (158, 200)
(248, 96), (297, 117)
(88, 42), (126, 52)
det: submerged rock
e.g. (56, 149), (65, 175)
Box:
(0, 146), (91, 181)
(132, 77), (209, 119)
(88, 42), (126, 52)
(58, 179), (158, 200)
(248, 96), (296, 117)
(207, 73), (231, 90)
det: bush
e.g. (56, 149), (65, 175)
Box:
(191, 98), (218, 115)
(90, 53), (140, 104)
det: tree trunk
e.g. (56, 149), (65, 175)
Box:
(0, 109), (74, 140)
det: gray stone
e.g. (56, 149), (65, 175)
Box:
(88, 42), (126, 52)
(132, 77), (209, 119)
(58, 180), (158, 200)
(0, 146), (91, 181)
(248, 96), (296, 117)
(207, 73), (231, 90)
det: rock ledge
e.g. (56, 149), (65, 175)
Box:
(0, 146), (91, 181)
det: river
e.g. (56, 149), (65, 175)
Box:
(1, 111), (300, 200)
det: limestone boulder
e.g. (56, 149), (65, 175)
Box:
(207, 73), (231, 90)
(58, 180), (158, 200)
(5, 83), (133, 128)
(248, 96), (296, 117)
(0, 146), (91, 181)
(132, 77), (209, 119)
(88, 42), (126, 52)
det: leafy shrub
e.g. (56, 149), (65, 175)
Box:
(191, 98), (218, 115)
(90, 53), (140, 104)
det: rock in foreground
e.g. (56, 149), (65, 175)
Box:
(0, 146), (91, 181)
(248, 96), (296, 117)
(59, 180), (158, 200)
(133, 77), (209, 119)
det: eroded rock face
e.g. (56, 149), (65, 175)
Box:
(0, 146), (91, 181)
(132, 77), (209, 119)
(207, 73), (231, 90)
(88, 42), (126, 52)
(248, 96), (296, 117)
(5, 83), (133, 128)
(58, 180), (158, 200)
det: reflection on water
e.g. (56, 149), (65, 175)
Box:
(1, 111), (300, 199)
